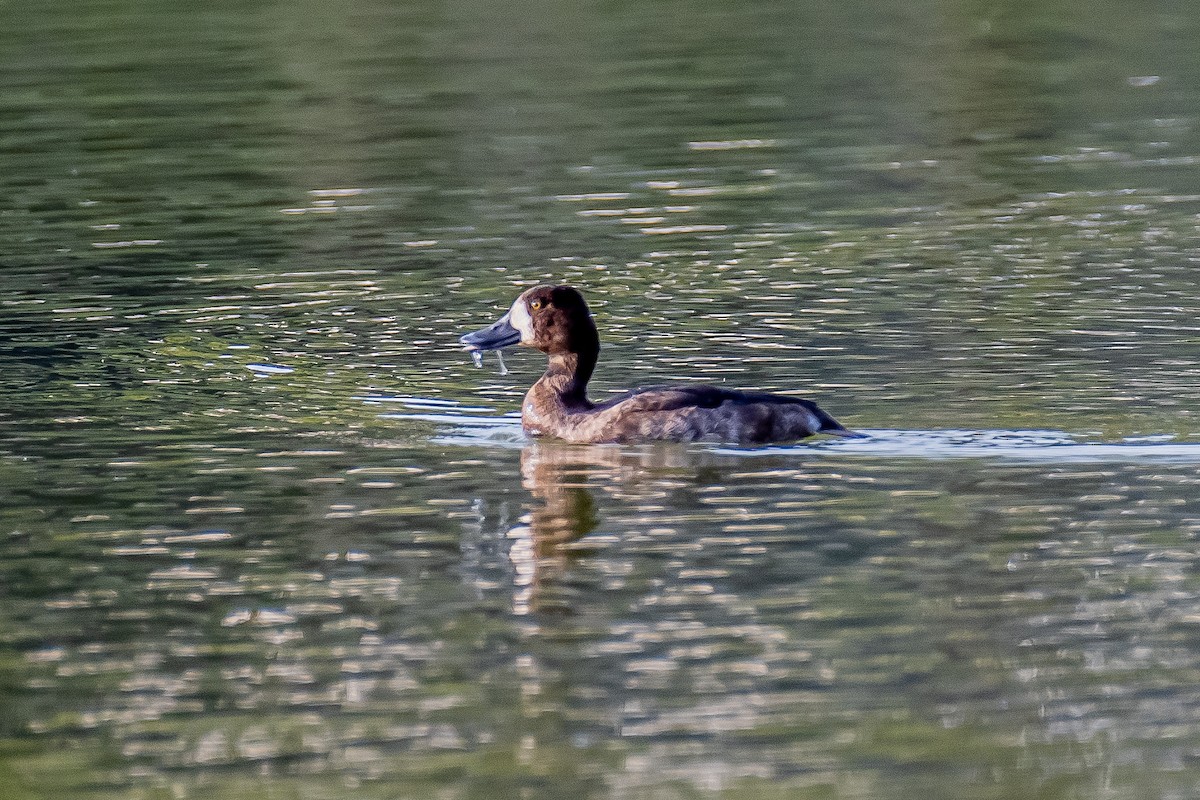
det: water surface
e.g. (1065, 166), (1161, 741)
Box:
(3, 1), (1200, 798)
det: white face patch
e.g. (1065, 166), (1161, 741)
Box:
(509, 296), (535, 344)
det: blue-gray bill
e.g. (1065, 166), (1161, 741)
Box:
(460, 313), (520, 351)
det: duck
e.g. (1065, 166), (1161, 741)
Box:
(460, 285), (862, 444)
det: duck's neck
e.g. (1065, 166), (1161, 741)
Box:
(541, 347), (597, 408)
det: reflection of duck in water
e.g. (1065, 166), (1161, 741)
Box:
(519, 442), (600, 557)
(506, 442), (758, 614)
(461, 285), (862, 445)
(508, 442), (712, 614)
(503, 444), (594, 616)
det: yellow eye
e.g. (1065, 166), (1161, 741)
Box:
(529, 299), (543, 311)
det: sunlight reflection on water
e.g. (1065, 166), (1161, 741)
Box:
(6, 0), (1200, 797)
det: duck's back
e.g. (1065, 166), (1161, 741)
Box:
(577, 385), (854, 444)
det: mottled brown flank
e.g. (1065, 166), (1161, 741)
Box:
(510, 285), (856, 445)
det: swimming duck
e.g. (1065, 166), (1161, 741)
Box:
(460, 285), (860, 444)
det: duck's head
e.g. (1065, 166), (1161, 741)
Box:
(461, 285), (598, 356)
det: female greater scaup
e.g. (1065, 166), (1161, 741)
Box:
(460, 285), (861, 444)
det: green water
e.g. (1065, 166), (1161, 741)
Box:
(3, 1), (1200, 798)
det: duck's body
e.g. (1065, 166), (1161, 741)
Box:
(523, 379), (852, 444)
(461, 285), (860, 445)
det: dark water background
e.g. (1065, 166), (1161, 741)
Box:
(3, 1), (1200, 798)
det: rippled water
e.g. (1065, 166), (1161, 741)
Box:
(4, 1), (1200, 798)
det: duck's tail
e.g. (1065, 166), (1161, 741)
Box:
(813, 408), (868, 439)
(822, 426), (868, 439)
(771, 394), (867, 440)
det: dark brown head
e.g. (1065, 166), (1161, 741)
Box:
(461, 285), (599, 357)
